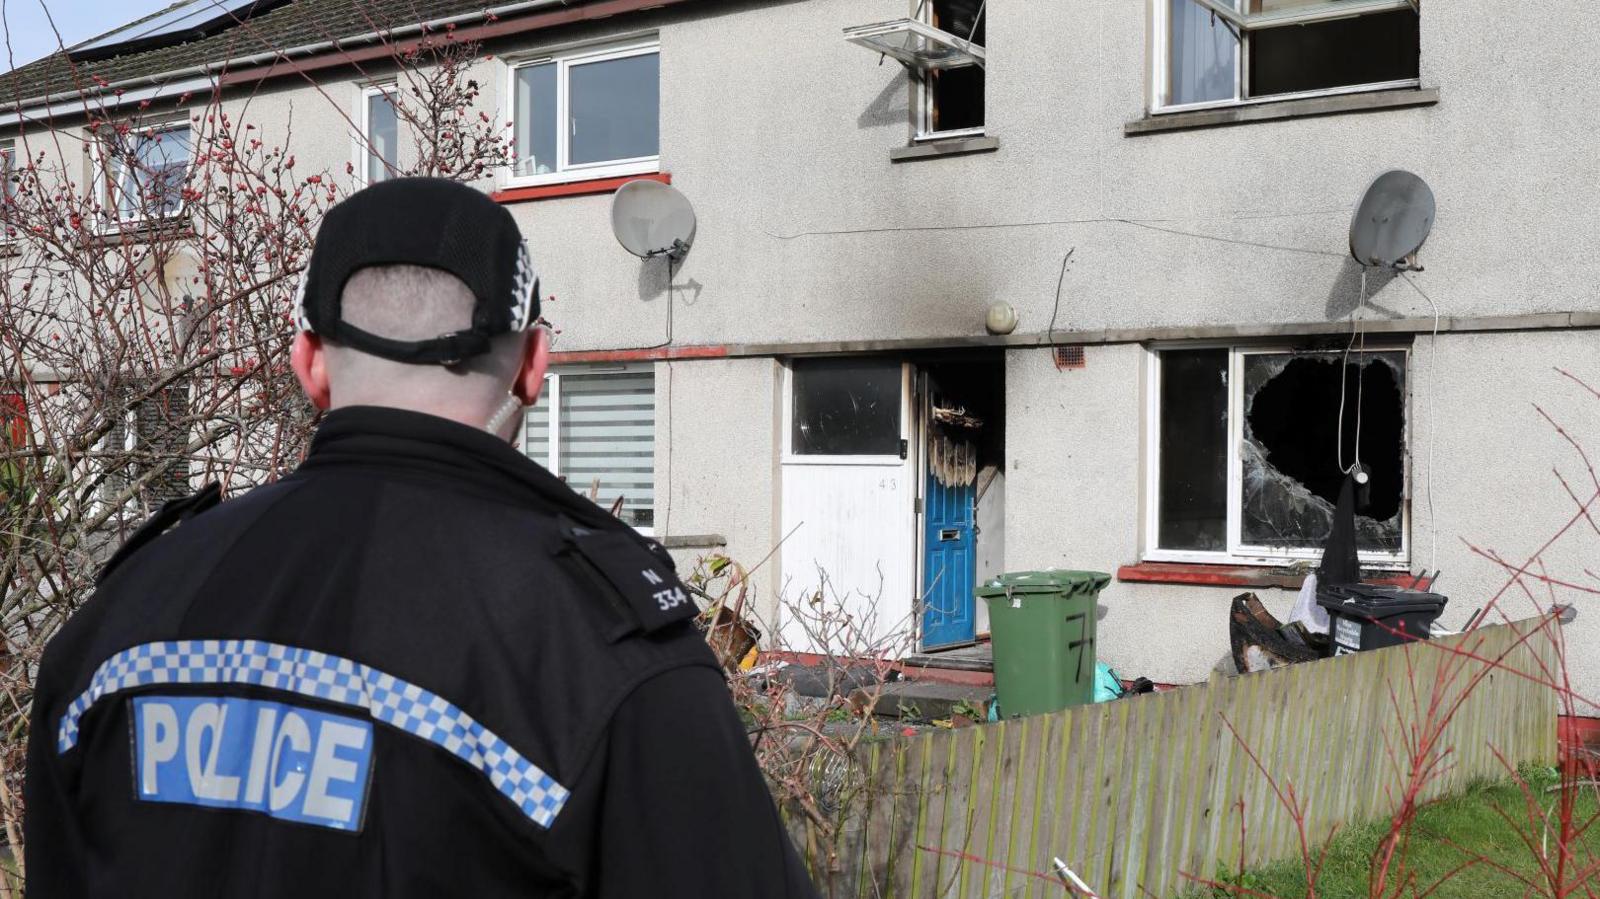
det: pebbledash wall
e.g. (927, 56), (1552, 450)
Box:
(45, 0), (1599, 694)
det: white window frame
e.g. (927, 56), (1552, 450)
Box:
(502, 39), (661, 188)
(355, 82), (399, 188)
(0, 139), (15, 201)
(915, 3), (985, 141)
(521, 363), (657, 535)
(1150, 0), (1419, 115)
(94, 121), (192, 228)
(1142, 342), (1411, 569)
(0, 139), (17, 243)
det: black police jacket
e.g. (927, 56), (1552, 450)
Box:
(25, 406), (819, 898)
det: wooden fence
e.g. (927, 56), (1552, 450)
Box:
(797, 621), (1560, 898)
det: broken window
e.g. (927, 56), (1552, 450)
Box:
(790, 358), (903, 456)
(1157, 0), (1419, 110)
(844, 0), (986, 140)
(1149, 345), (1408, 564)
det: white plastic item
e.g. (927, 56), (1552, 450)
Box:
(1288, 571), (1330, 635)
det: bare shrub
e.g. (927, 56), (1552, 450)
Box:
(0, 29), (511, 888)
(688, 553), (919, 885)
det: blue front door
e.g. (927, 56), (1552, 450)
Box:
(921, 461), (977, 649)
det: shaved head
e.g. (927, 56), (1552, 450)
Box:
(322, 265), (528, 422)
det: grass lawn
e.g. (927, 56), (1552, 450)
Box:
(1186, 767), (1600, 898)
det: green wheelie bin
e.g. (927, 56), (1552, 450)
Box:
(978, 570), (1110, 718)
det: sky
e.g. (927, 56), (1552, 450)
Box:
(0, 0), (173, 72)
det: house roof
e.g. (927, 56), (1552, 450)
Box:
(0, 0), (551, 105)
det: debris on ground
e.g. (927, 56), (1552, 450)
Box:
(1094, 661), (1124, 702)
(688, 553), (763, 672)
(1229, 592), (1325, 673)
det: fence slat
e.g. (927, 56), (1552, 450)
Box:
(818, 623), (1558, 898)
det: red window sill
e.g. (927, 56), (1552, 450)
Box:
(491, 172), (670, 204)
(550, 344), (729, 364)
(1117, 561), (1431, 591)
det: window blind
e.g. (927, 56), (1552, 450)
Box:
(522, 370), (655, 529)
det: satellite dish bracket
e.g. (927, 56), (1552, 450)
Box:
(1360, 253), (1425, 273)
(645, 238), (692, 262)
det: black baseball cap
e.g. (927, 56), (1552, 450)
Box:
(295, 177), (540, 366)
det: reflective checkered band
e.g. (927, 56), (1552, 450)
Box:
(291, 271), (313, 333)
(509, 239), (538, 332)
(56, 640), (570, 828)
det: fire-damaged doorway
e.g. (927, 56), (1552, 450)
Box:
(777, 353), (1004, 654)
(917, 355), (1005, 651)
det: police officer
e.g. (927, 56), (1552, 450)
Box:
(25, 178), (820, 898)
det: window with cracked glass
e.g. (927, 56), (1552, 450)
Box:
(1147, 344), (1407, 565)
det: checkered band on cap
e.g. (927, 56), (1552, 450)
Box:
(509, 240), (537, 333)
(56, 640), (570, 829)
(292, 271), (313, 333)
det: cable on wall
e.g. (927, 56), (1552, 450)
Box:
(1337, 268), (1369, 480)
(1402, 271), (1444, 574)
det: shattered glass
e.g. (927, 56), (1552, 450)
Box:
(1241, 351), (1406, 553)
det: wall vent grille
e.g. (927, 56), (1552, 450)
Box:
(1053, 345), (1086, 370)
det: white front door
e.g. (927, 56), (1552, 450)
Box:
(779, 358), (917, 654)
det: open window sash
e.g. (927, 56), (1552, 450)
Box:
(1190, 0), (1414, 30)
(844, 19), (985, 71)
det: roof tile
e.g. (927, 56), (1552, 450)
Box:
(1, 0), (506, 103)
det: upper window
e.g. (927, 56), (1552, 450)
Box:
(0, 140), (15, 201)
(361, 84), (399, 185)
(0, 140), (17, 236)
(508, 41), (660, 186)
(1157, 0), (1419, 111)
(102, 123), (192, 225)
(522, 367), (657, 531)
(844, 1), (987, 142)
(919, 0), (985, 139)
(1146, 344), (1408, 566)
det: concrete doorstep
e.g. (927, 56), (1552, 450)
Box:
(854, 680), (992, 722)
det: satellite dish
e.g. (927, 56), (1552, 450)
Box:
(1349, 170), (1435, 270)
(610, 179), (696, 262)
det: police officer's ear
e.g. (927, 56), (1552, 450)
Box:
(291, 331), (333, 411)
(510, 325), (552, 407)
